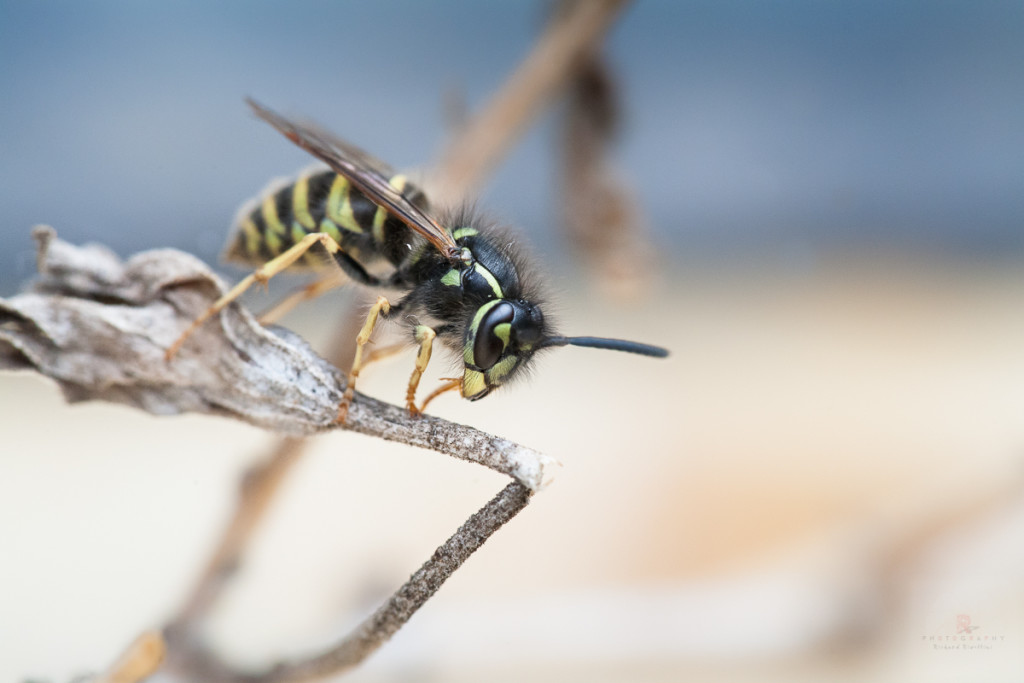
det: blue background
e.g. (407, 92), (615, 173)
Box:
(2, 0), (1022, 290)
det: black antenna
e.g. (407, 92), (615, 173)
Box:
(540, 336), (669, 358)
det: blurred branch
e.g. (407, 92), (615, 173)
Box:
(431, 0), (630, 204)
(430, 0), (654, 296)
(169, 437), (307, 635)
(92, 631), (165, 683)
(561, 49), (654, 298)
(165, 482), (532, 683)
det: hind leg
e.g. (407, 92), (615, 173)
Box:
(257, 271), (345, 325)
(165, 232), (345, 360)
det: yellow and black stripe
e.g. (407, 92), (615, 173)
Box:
(224, 169), (428, 270)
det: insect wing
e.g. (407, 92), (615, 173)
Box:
(247, 99), (460, 260)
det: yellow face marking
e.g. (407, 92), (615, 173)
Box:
(494, 322), (511, 347)
(485, 355), (518, 384)
(474, 263), (504, 299)
(452, 227), (479, 240)
(292, 174), (317, 230)
(462, 369), (487, 398)
(242, 218), (262, 257)
(327, 175), (363, 233)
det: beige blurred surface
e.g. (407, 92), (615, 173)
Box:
(3, 254), (1023, 682)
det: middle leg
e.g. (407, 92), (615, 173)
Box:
(405, 325), (436, 416)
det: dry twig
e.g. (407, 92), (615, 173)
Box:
(561, 49), (653, 297)
(92, 631), (165, 683)
(170, 436), (308, 635)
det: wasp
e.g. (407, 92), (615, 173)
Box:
(166, 100), (668, 422)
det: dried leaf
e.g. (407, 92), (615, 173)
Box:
(1, 226), (343, 435)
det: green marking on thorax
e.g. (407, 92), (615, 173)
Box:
(452, 226), (479, 240)
(441, 269), (460, 287)
(474, 263), (504, 298)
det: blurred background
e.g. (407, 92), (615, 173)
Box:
(2, 1), (1023, 682)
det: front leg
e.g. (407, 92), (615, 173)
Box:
(416, 378), (462, 414)
(336, 295), (391, 424)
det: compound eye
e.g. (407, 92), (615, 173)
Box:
(473, 301), (514, 370)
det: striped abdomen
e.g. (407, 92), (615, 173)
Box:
(224, 169), (428, 270)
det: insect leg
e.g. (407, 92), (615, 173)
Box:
(417, 378), (462, 414)
(405, 325), (436, 416)
(257, 271), (345, 325)
(337, 295), (391, 424)
(165, 232), (344, 360)
(362, 340), (409, 365)
(333, 250), (385, 287)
